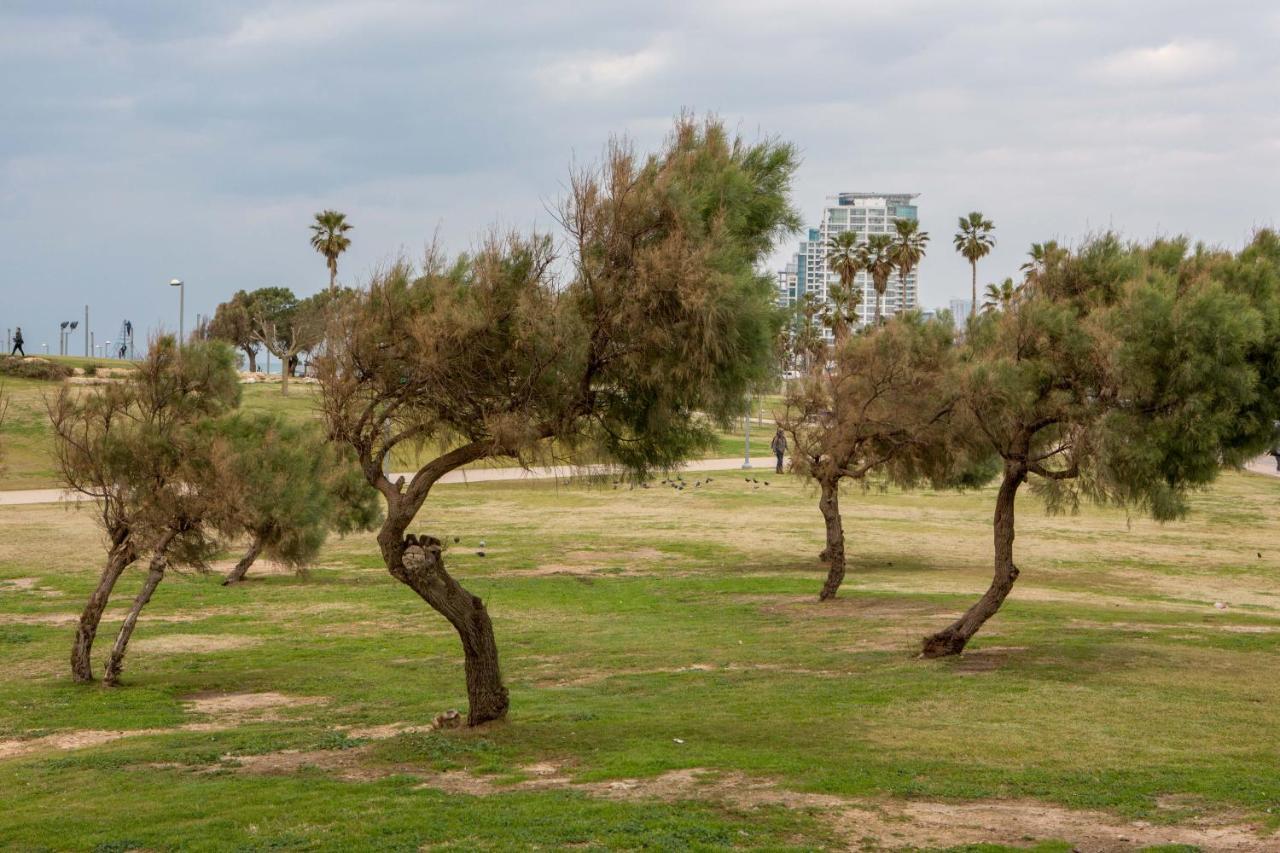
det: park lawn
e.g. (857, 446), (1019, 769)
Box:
(0, 380), (768, 490)
(1, 467), (1279, 849)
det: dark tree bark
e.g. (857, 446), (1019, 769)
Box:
(242, 345), (257, 373)
(103, 548), (170, 686)
(817, 476), (847, 601)
(379, 524), (508, 726)
(71, 535), (136, 683)
(222, 532), (266, 585)
(921, 461), (1026, 657)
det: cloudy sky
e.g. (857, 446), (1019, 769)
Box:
(2, 1), (1277, 354)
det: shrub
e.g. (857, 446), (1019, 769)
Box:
(0, 357), (73, 381)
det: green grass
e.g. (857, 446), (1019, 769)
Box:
(2, 467), (1279, 848)
(0, 378), (763, 489)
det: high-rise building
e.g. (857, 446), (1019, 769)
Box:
(948, 298), (973, 321)
(776, 192), (921, 331)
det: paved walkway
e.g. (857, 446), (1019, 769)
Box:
(0, 457), (762, 508)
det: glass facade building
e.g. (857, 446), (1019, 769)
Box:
(776, 192), (921, 332)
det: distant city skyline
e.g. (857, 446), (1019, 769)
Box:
(2, 2), (1276, 352)
(777, 192), (922, 328)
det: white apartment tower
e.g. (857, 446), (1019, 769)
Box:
(776, 192), (921, 330)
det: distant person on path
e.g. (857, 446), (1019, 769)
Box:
(10, 327), (24, 357)
(771, 426), (787, 474)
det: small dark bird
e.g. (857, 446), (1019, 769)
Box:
(763, 481), (769, 486)
(752, 478), (758, 484)
(1259, 552), (1264, 559)
(453, 536), (460, 543)
(476, 550), (486, 557)
(745, 477), (750, 482)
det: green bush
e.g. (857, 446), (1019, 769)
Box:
(0, 356), (72, 381)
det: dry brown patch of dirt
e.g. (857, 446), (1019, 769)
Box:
(225, 746), (385, 781)
(208, 558), (300, 578)
(0, 577), (61, 597)
(183, 691), (326, 717)
(0, 728), (164, 760)
(185, 746), (1277, 849)
(0, 691), (330, 762)
(133, 634), (263, 654)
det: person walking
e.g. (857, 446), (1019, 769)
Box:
(770, 426), (787, 474)
(9, 327), (24, 357)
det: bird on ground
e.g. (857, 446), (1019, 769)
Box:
(476, 551), (486, 557)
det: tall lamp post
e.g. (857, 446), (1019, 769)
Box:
(169, 279), (185, 343)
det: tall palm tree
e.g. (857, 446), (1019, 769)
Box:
(860, 233), (896, 324)
(309, 210), (354, 292)
(953, 212), (996, 320)
(981, 277), (1019, 314)
(794, 292), (826, 371)
(1019, 240), (1062, 295)
(824, 231), (866, 343)
(888, 218), (930, 313)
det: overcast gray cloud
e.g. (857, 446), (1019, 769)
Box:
(1, 1), (1277, 353)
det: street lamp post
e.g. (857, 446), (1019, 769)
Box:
(741, 397), (753, 469)
(169, 279), (185, 343)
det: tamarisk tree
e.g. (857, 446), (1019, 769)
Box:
(318, 116), (798, 725)
(922, 234), (1280, 657)
(50, 337), (241, 683)
(781, 314), (988, 600)
(220, 413), (381, 585)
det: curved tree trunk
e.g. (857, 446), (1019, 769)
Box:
(71, 538), (136, 683)
(379, 523), (508, 726)
(817, 476), (847, 601)
(103, 549), (170, 686)
(921, 462), (1025, 657)
(243, 346), (257, 373)
(222, 532), (266, 585)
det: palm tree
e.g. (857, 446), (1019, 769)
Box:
(794, 292), (826, 371)
(889, 218), (930, 313)
(861, 233), (896, 324)
(953, 212), (996, 320)
(824, 231), (866, 343)
(982, 278), (1019, 314)
(309, 210), (354, 292)
(1019, 240), (1062, 295)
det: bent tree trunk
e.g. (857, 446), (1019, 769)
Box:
(921, 462), (1026, 657)
(243, 346), (257, 373)
(380, 526), (508, 726)
(103, 549), (170, 686)
(817, 476), (847, 601)
(222, 532), (266, 585)
(71, 537), (136, 683)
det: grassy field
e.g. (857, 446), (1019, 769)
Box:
(2, 462), (1279, 850)
(0, 376), (778, 490)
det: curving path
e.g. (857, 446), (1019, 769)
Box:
(0, 457), (762, 507)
